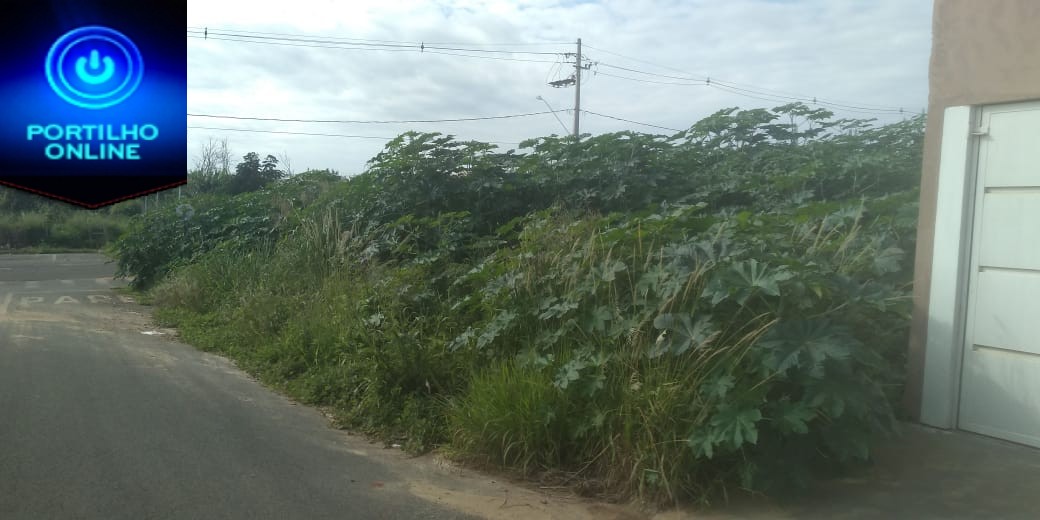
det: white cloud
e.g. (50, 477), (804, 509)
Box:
(186, 0), (932, 175)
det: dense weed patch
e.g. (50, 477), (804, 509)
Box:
(118, 104), (922, 504)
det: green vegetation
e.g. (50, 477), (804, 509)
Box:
(0, 143), (288, 252)
(0, 189), (137, 251)
(114, 103), (923, 504)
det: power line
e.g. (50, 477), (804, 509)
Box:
(188, 126), (393, 140)
(704, 81), (906, 114)
(583, 43), (911, 112)
(191, 28), (574, 59)
(592, 66), (813, 103)
(185, 27), (912, 116)
(187, 34), (562, 63)
(187, 26), (571, 46)
(592, 69), (705, 86)
(189, 28), (566, 55)
(413, 49), (561, 63)
(596, 62), (706, 83)
(590, 62), (908, 115)
(187, 111), (556, 124)
(187, 125), (523, 145)
(188, 108), (681, 139)
(583, 43), (714, 79)
(187, 26), (414, 45)
(594, 61), (907, 114)
(419, 40), (572, 47)
(187, 30), (415, 50)
(580, 110), (681, 133)
(708, 83), (808, 105)
(187, 34), (417, 52)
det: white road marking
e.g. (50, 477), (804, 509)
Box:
(95, 278), (112, 285)
(12, 294), (119, 305)
(0, 293), (11, 315)
(60, 279), (75, 285)
(17, 289), (115, 294)
(25, 281), (39, 289)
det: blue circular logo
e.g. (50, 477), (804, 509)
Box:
(45, 26), (144, 110)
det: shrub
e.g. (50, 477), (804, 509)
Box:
(119, 105), (923, 505)
(0, 212), (49, 248)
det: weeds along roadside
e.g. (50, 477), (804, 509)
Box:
(123, 104), (923, 505)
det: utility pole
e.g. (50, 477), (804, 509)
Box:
(546, 37), (588, 136)
(573, 38), (582, 138)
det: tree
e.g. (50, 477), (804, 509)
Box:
(225, 152), (284, 195)
(188, 137), (234, 195)
(278, 151), (294, 177)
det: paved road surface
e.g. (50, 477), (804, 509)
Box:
(6, 254), (1040, 520)
(0, 254), (475, 520)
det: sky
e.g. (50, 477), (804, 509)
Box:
(186, 0), (934, 176)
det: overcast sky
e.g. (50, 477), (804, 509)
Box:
(186, 0), (933, 175)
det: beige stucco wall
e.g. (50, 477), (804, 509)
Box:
(906, 0), (1040, 418)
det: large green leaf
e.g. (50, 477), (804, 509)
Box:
(703, 259), (794, 305)
(651, 313), (719, 358)
(758, 319), (856, 377)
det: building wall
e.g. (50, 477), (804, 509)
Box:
(906, 0), (1040, 418)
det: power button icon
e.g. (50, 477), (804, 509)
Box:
(76, 50), (116, 85)
(45, 26), (144, 110)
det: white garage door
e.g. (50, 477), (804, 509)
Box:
(958, 101), (1040, 447)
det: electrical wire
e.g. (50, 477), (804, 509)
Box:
(579, 110), (681, 133)
(582, 43), (714, 80)
(185, 27), (912, 115)
(702, 81), (906, 113)
(187, 26), (571, 46)
(596, 62), (706, 83)
(188, 126), (394, 140)
(545, 58), (564, 85)
(187, 30), (418, 50)
(187, 35), (562, 63)
(187, 26), (414, 45)
(188, 28), (566, 55)
(187, 35), (417, 53)
(592, 69), (705, 86)
(188, 108), (681, 139)
(584, 43), (910, 112)
(592, 62), (907, 115)
(195, 30), (907, 114)
(707, 82), (807, 105)
(580, 58), (595, 87)
(416, 49), (561, 63)
(187, 125), (523, 145)
(187, 111), (557, 124)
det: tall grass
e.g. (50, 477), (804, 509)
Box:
(149, 200), (907, 505)
(443, 210), (783, 503)
(123, 112), (921, 506)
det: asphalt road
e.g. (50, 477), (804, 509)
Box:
(0, 254), (475, 520)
